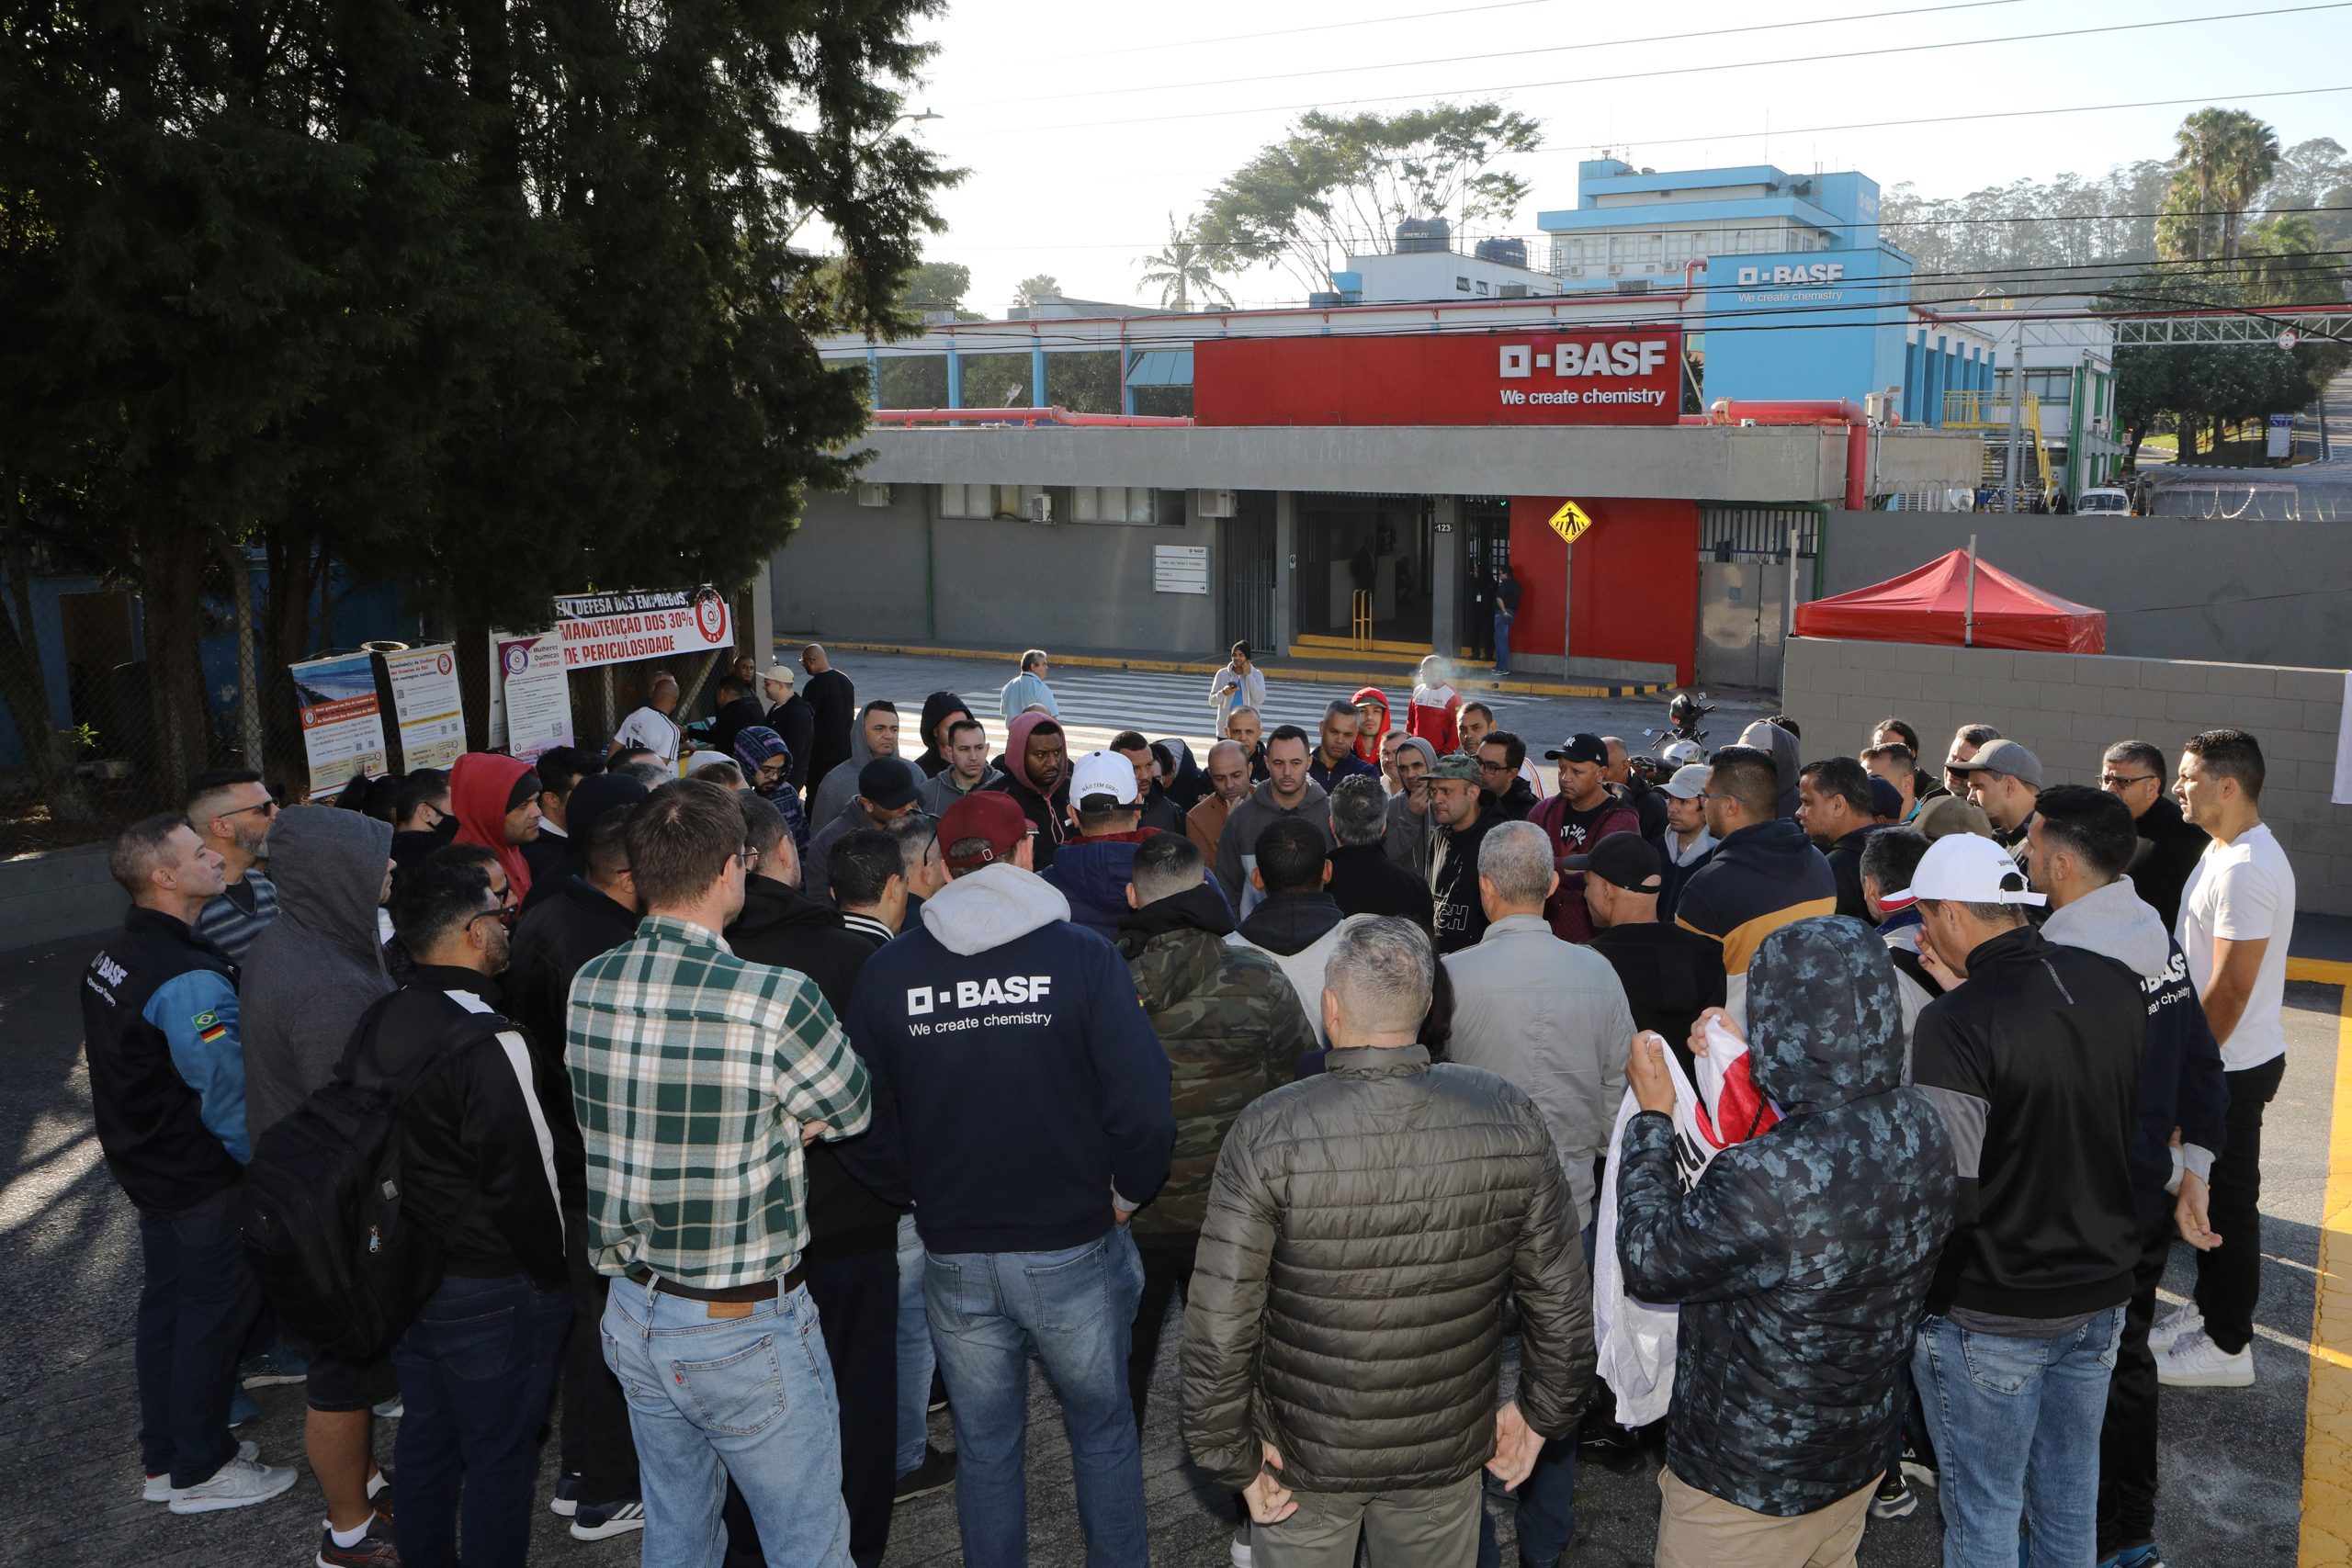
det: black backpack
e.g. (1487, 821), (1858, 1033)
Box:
(241, 996), (509, 1363)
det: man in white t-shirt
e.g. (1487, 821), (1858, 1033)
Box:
(2157, 728), (2295, 1390)
(606, 671), (683, 767)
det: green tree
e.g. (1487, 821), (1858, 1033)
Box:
(1136, 213), (1234, 311)
(902, 259), (987, 321)
(2104, 269), (2344, 464)
(2160, 108), (2281, 261)
(1013, 273), (1061, 309)
(1198, 103), (1542, 295)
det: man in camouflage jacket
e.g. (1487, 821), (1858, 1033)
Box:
(1617, 916), (1956, 1567)
(1114, 832), (1314, 1427)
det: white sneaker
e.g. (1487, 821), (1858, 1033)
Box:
(168, 1452), (298, 1514)
(2148, 1303), (2202, 1354)
(2155, 1327), (2254, 1388)
(372, 1395), (404, 1419)
(143, 1440), (258, 1503)
(1230, 1526), (1254, 1568)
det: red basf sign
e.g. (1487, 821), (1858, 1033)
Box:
(1193, 327), (1684, 426)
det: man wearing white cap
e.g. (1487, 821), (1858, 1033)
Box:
(1905, 832), (2147, 1568)
(1039, 750), (1170, 942)
(761, 663), (816, 795)
(1657, 762), (1717, 920)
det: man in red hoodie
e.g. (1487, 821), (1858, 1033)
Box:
(984, 711), (1070, 870)
(1527, 733), (1640, 944)
(448, 752), (543, 905)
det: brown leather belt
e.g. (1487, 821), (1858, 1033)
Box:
(630, 1265), (806, 1303)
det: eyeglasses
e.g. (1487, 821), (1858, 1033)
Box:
(741, 845), (763, 869)
(464, 908), (504, 934)
(1477, 759), (1512, 773)
(2098, 772), (2158, 788)
(220, 799), (278, 820)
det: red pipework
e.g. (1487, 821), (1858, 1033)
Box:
(1706, 398), (1871, 511)
(869, 405), (1193, 428)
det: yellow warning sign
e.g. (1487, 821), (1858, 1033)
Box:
(1547, 500), (1595, 545)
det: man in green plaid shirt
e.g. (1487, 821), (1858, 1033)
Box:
(567, 778), (879, 1568)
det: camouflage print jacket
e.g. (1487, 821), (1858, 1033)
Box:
(1616, 915), (1957, 1517)
(1120, 886), (1315, 1236)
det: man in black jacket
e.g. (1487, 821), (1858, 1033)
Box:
(369, 863), (573, 1568)
(1326, 777), (1434, 927)
(726, 795), (922, 1566)
(762, 665), (819, 795)
(1907, 832), (2145, 1568)
(502, 791), (645, 1540)
(1427, 755), (1500, 954)
(518, 746), (602, 911)
(1796, 755), (1882, 922)
(2101, 739), (2207, 931)
(1601, 737), (1669, 849)
(1581, 836), (1724, 1080)
(1477, 731), (1539, 821)
(799, 643), (857, 807)
(1236, 817), (1347, 955)
(1618, 919), (1953, 1566)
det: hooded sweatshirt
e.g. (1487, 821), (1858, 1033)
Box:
(1213, 777), (1333, 916)
(2042, 875), (2229, 1216)
(1040, 826), (1166, 942)
(915, 691), (974, 779)
(1673, 818), (1837, 1023)
(1617, 916), (1957, 1517)
(1736, 720), (1804, 821)
(1351, 686), (1391, 766)
(845, 863), (1174, 1254)
(240, 806), (396, 1139)
(1157, 738), (1209, 816)
(450, 751), (538, 905)
(732, 725), (810, 855)
(812, 701), (910, 828)
(984, 711), (1072, 870)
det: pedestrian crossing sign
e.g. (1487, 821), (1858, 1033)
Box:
(1547, 500), (1594, 544)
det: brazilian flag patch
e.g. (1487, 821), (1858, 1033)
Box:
(195, 1010), (228, 1044)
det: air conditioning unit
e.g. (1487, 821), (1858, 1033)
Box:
(855, 482), (892, 508)
(1023, 492), (1054, 525)
(1865, 390), (1896, 426)
(1196, 489), (1237, 518)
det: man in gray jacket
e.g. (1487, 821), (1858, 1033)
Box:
(1213, 727), (1332, 919)
(1182, 917), (1593, 1568)
(1440, 820), (1633, 1568)
(239, 805), (398, 1562)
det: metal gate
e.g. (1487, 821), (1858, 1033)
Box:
(1220, 495), (1277, 654)
(1460, 497), (1510, 660)
(1695, 506), (1815, 692)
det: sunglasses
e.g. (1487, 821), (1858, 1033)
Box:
(2098, 773), (2158, 789)
(220, 799), (278, 820)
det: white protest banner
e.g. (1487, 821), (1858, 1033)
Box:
(379, 643), (467, 772)
(550, 587), (732, 671)
(290, 653), (390, 800)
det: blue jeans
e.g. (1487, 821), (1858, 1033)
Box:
(1493, 610), (1514, 672)
(895, 1213), (935, 1475)
(391, 1271), (571, 1568)
(1912, 1307), (2124, 1568)
(603, 1277), (851, 1568)
(925, 1225), (1148, 1568)
(1479, 1224), (1591, 1568)
(135, 1186), (263, 1486)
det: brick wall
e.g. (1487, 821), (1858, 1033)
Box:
(1782, 637), (2352, 918)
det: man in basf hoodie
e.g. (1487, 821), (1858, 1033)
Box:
(1673, 746), (1835, 1023)
(2030, 785), (2228, 1568)
(846, 790), (1175, 1568)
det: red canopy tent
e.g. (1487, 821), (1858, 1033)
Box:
(1792, 549), (2106, 654)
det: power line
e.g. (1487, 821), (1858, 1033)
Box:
(1016, 0), (2026, 105)
(950, 3), (2351, 134)
(1035, 0), (1570, 62)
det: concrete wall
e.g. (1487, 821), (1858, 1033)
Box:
(1782, 637), (2352, 918)
(0, 841), (128, 953)
(773, 486), (1223, 654)
(1819, 513), (2352, 671)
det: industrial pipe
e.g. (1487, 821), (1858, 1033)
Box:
(1705, 398), (1871, 511)
(869, 405), (1193, 427)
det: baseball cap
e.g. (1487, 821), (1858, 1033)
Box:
(1948, 738), (2043, 788)
(1429, 754), (1482, 784)
(1910, 831), (2045, 907)
(1915, 795), (1995, 840)
(1662, 763), (1711, 800)
(1869, 776), (1905, 819)
(1543, 733), (1609, 765)
(1069, 749), (1140, 808)
(938, 791), (1030, 872)
(760, 664), (796, 687)
(1564, 833), (1663, 893)
(858, 758), (920, 811)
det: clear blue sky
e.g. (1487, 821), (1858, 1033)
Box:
(871, 0), (2351, 312)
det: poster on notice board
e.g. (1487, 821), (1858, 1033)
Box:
(488, 631), (573, 763)
(290, 652), (390, 800)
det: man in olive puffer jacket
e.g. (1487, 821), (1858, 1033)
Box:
(1181, 917), (1592, 1568)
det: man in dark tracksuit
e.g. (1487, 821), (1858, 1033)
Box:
(84, 815), (295, 1513)
(2031, 787), (2229, 1568)
(1906, 832), (2144, 1568)
(1618, 918), (1955, 1564)
(1673, 747), (1835, 1024)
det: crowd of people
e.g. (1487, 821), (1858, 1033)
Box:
(80, 634), (2299, 1568)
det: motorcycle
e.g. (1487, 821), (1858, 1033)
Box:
(1640, 693), (1713, 773)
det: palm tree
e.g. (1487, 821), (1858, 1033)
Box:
(2165, 108), (2282, 261)
(1136, 213), (1234, 312)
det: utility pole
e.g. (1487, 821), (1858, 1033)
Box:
(2002, 317), (2026, 513)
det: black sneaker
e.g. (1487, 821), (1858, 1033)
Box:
(1576, 1414), (1646, 1473)
(570, 1496), (646, 1541)
(1870, 1472), (1918, 1520)
(314, 1520), (400, 1568)
(1899, 1439), (1938, 1490)
(549, 1472), (582, 1518)
(894, 1445), (956, 1503)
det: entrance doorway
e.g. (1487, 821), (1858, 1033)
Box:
(1295, 495), (1433, 646)
(1219, 492), (1277, 654)
(1695, 506), (1818, 691)
(1461, 498), (1510, 660)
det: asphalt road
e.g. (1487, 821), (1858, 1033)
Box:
(4, 822), (2332, 1564)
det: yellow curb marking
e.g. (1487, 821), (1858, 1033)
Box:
(2301, 969), (2352, 1566)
